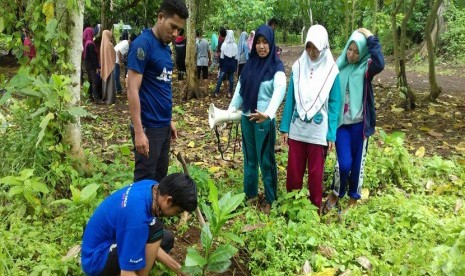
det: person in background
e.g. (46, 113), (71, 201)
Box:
(213, 30), (237, 98)
(174, 28), (187, 81)
(82, 27), (101, 102)
(247, 30), (255, 53)
(216, 27), (227, 79)
(81, 173), (198, 276)
(279, 25), (342, 212)
(196, 29), (211, 94)
(237, 31), (249, 77)
(323, 28), (385, 214)
(114, 34), (133, 93)
(209, 32), (219, 75)
(23, 29), (36, 62)
(100, 30), (116, 105)
(228, 25), (286, 214)
(127, 0), (188, 182)
(267, 18), (282, 56)
(122, 33), (138, 81)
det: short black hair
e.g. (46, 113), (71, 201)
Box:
(158, 0), (189, 20)
(196, 29), (202, 37)
(179, 28), (185, 36)
(268, 18), (278, 26)
(158, 173), (198, 212)
(129, 33), (137, 42)
(219, 27), (226, 37)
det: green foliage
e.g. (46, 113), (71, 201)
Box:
(183, 180), (244, 275)
(0, 169), (49, 216)
(432, 230), (465, 275)
(440, 3), (465, 61)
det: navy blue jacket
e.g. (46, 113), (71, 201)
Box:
(219, 55), (238, 73)
(363, 36), (384, 137)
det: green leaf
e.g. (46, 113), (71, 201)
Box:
(181, 265), (202, 275)
(222, 232), (244, 246)
(0, 17), (4, 33)
(185, 247), (207, 267)
(70, 185), (81, 203)
(80, 184), (100, 203)
(219, 193), (245, 218)
(7, 68), (31, 90)
(49, 199), (72, 206)
(30, 180), (49, 194)
(19, 169), (34, 181)
(0, 175), (22, 186)
(208, 180), (219, 214)
(207, 244), (237, 265)
(8, 186), (24, 197)
(67, 106), (90, 117)
(36, 112), (55, 147)
(201, 223), (213, 253)
(207, 260), (232, 273)
(45, 19), (58, 41)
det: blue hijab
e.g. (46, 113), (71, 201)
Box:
(239, 25), (284, 113)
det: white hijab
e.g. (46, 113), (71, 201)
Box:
(292, 25), (339, 121)
(221, 30), (238, 58)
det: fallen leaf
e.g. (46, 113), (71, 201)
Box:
(391, 106), (405, 113)
(450, 175), (459, 181)
(339, 270), (352, 276)
(427, 130), (443, 138)
(420, 126), (432, 132)
(313, 268), (338, 276)
(415, 146), (426, 158)
(187, 141), (195, 148)
(361, 188), (370, 200)
(62, 245), (81, 261)
(356, 256), (372, 270)
(208, 166), (221, 173)
(426, 179), (434, 190)
(241, 222), (266, 232)
(302, 260), (312, 275)
(317, 245), (335, 258)
(454, 199), (462, 214)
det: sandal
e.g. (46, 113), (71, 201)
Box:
(322, 195), (338, 215)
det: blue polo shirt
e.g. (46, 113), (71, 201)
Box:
(128, 29), (173, 128)
(81, 180), (163, 275)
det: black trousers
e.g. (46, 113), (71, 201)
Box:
(130, 125), (171, 182)
(86, 68), (101, 100)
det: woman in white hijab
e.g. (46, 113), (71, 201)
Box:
(279, 24), (342, 212)
(213, 30), (238, 98)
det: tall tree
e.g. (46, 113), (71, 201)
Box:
(424, 0), (444, 102)
(57, 0), (87, 165)
(391, 0), (417, 110)
(184, 0), (201, 100)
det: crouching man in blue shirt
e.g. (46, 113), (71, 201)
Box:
(81, 173), (198, 276)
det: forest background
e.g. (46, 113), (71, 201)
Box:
(1, 0), (465, 275)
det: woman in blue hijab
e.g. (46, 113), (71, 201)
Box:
(228, 25), (286, 214)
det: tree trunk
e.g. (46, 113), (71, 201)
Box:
(419, 1), (447, 57)
(372, 0), (378, 33)
(343, 0), (350, 40)
(184, 0), (201, 100)
(424, 0), (444, 102)
(101, 0), (107, 31)
(400, 0), (416, 110)
(283, 29), (288, 43)
(58, 0), (88, 169)
(391, 0), (403, 76)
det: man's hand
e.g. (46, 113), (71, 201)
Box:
(249, 110), (269, 123)
(170, 121), (178, 141)
(135, 130), (150, 157)
(282, 133), (289, 145)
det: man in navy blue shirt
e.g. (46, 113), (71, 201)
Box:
(127, 0), (188, 182)
(81, 173), (198, 276)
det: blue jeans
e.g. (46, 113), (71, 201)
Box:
(214, 71), (234, 95)
(114, 63), (122, 92)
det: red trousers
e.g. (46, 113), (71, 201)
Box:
(286, 139), (325, 208)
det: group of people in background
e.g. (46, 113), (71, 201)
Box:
(82, 25), (137, 105)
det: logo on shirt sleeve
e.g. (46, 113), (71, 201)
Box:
(137, 48), (145, 61)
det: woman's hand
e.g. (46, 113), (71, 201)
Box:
(282, 133), (289, 145)
(357, 28), (373, 38)
(249, 110), (269, 123)
(327, 141), (335, 152)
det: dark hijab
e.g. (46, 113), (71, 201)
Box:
(239, 24), (284, 113)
